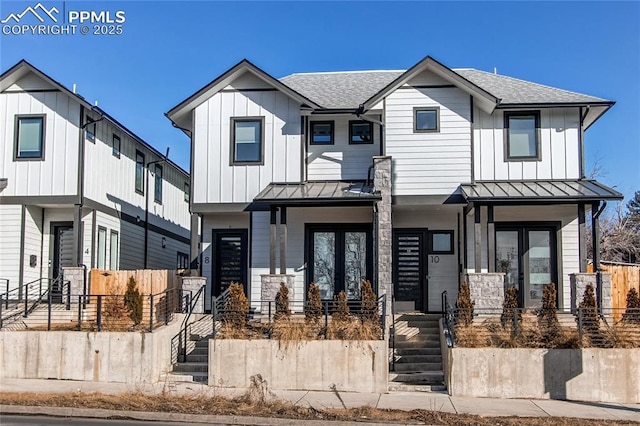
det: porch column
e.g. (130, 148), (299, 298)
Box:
(73, 204), (82, 267)
(270, 206), (277, 275)
(592, 201), (602, 311)
(190, 213), (200, 274)
(487, 205), (495, 273)
(279, 206), (287, 274)
(373, 156), (392, 321)
(474, 204), (482, 273)
(578, 204), (587, 273)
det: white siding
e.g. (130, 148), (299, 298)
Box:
(0, 86), (80, 197)
(250, 207), (373, 310)
(192, 90), (301, 204)
(0, 205), (22, 291)
(385, 85), (471, 196)
(393, 206), (461, 311)
(474, 107), (581, 180)
(23, 206), (43, 284)
(307, 115), (381, 180)
(81, 209), (93, 267)
(83, 115), (190, 233)
(42, 208), (73, 279)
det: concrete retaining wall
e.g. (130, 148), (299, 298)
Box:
(209, 339), (388, 393)
(0, 314), (185, 384)
(448, 347), (640, 403)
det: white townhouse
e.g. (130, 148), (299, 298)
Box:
(166, 55), (622, 313)
(0, 60), (191, 293)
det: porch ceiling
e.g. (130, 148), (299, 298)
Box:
(460, 179), (623, 203)
(254, 181), (380, 206)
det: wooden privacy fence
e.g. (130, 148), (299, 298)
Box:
(90, 269), (182, 295)
(588, 262), (640, 311)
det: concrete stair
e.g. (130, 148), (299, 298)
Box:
(169, 335), (210, 383)
(389, 313), (445, 392)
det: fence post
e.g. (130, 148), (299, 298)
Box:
(47, 281), (52, 331)
(381, 295), (387, 340)
(97, 295), (102, 331)
(149, 294), (154, 332)
(268, 301), (272, 324)
(0, 294), (3, 329)
(23, 282), (28, 317)
(164, 292), (169, 325)
(77, 296), (82, 330)
(66, 281), (71, 310)
(5, 279), (8, 309)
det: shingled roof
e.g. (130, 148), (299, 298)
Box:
(279, 68), (610, 109)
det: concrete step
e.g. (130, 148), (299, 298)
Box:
(388, 383), (447, 393)
(395, 320), (440, 329)
(164, 372), (208, 383)
(389, 371), (444, 384)
(394, 340), (440, 349)
(394, 347), (442, 356)
(394, 333), (440, 342)
(185, 354), (209, 363)
(188, 347), (209, 356)
(392, 362), (442, 372)
(194, 339), (211, 348)
(172, 362), (208, 373)
(395, 355), (442, 364)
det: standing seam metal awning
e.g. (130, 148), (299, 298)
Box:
(460, 180), (623, 203)
(254, 181), (380, 205)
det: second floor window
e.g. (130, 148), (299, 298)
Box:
(349, 121), (373, 144)
(232, 117), (264, 164)
(184, 182), (190, 203)
(135, 150), (145, 194)
(15, 115), (45, 160)
(177, 252), (189, 269)
(505, 111), (540, 160)
(86, 116), (96, 142)
(311, 121), (334, 145)
(154, 164), (163, 204)
(112, 134), (121, 158)
(414, 107), (439, 133)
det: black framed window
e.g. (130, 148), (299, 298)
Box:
(154, 164), (163, 204)
(349, 120), (373, 144)
(428, 230), (454, 254)
(112, 134), (121, 158)
(14, 115), (45, 160)
(177, 252), (189, 269)
(85, 116), (96, 142)
(110, 230), (119, 270)
(97, 227), (107, 269)
(231, 117), (264, 164)
(504, 111), (541, 160)
(310, 121), (334, 145)
(135, 150), (145, 194)
(184, 182), (190, 203)
(414, 107), (439, 133)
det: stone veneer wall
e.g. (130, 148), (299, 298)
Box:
(465, 273), (505, 312)
(62, 267), (86, 304)
(260, 274), (295, 313)
(181, 276), (206, 314)
(569, 273), (612, 312)
(373, 156), (392, 323)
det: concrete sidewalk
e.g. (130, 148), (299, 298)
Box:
(0, 378), (638, 423)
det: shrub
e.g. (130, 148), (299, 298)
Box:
(500, 285), (521, 329)
(622, 287), (640, 324)
(455, 281), (474, 326)
(537, 283), (561, 347)
(102, 280), (128, 330)
(124, 276), (143, 325)
(576, 283), (600, 345)
(304, 282), (322, 324)
(360, 280), (378, 323)
(332, 291), (350, 322)
(223, 283), (249, 330)
(274, 282), (291, 321)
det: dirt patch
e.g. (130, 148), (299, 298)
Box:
(0, 391), (636, 425)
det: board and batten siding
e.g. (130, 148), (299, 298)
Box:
(384, 84), (471, 196)
(0, 81), (80, 197)
(22, 206), (44, 285)
(83, 115), (190, 232)
(0, 205), (23, 291)
(307, 115), (381, 180)
(474, 107), (581, 180)
(192, 89), (302, 204)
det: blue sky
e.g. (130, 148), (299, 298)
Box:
(1, 1), (638, 203)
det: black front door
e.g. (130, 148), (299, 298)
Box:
(495, 224), (558, 308)
(212, 229), (248, 297)
(52, 223), (74, 302)
(307, 224), (373, 300)
(393, 229), (427, 311)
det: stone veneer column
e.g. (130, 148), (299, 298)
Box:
(261, 274), (295, 314)
(373, 156), (392, 324)
(570, 272), (612, 313)
(181, 276), (207, 314)
(465, 273), (505, 313)
(62, 266), (86, 304)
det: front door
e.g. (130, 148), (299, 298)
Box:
(307, 224), (372, 300)
(495, 225), (558, 308)
(212, 229), (248, 297)
(393, 229), (427, 312)
(52, 223), (74, 302)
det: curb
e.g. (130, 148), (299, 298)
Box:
(0, 405), (409, 426)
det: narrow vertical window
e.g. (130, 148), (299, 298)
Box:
(97, 227), (107, 269)
(109, 230), (119, 270)
(135, 150), (145, 194)
(112, 134), (121, 158)
(184, 182), (190, 203)
(15, 115), (45, 160)
(86, 116), (96, 142)
(154, 164), (163, 204)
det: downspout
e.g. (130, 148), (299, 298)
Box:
(74, 105), (85, 268)
(579, 106), (590, 179)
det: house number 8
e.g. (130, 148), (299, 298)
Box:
(430, 255), (440, 264)
(204, 257), (210, 264)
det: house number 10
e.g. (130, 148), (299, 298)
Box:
(430, 255), (440, 263)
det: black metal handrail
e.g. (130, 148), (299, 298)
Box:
(390, 293), (396, 372)
(171, 285), (205, 364)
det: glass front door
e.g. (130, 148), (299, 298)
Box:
(308, 225), (372, 300)
(495, 225), (557, 308)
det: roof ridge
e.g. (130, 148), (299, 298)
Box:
(281, 70), (405, 77)
(458, 68), (608, 101)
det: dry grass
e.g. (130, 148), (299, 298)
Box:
(270, 317), (322, 341)
(602, 323), (640, 348)
(326, 317), (381, 340)
(0, 391), (635, 425)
